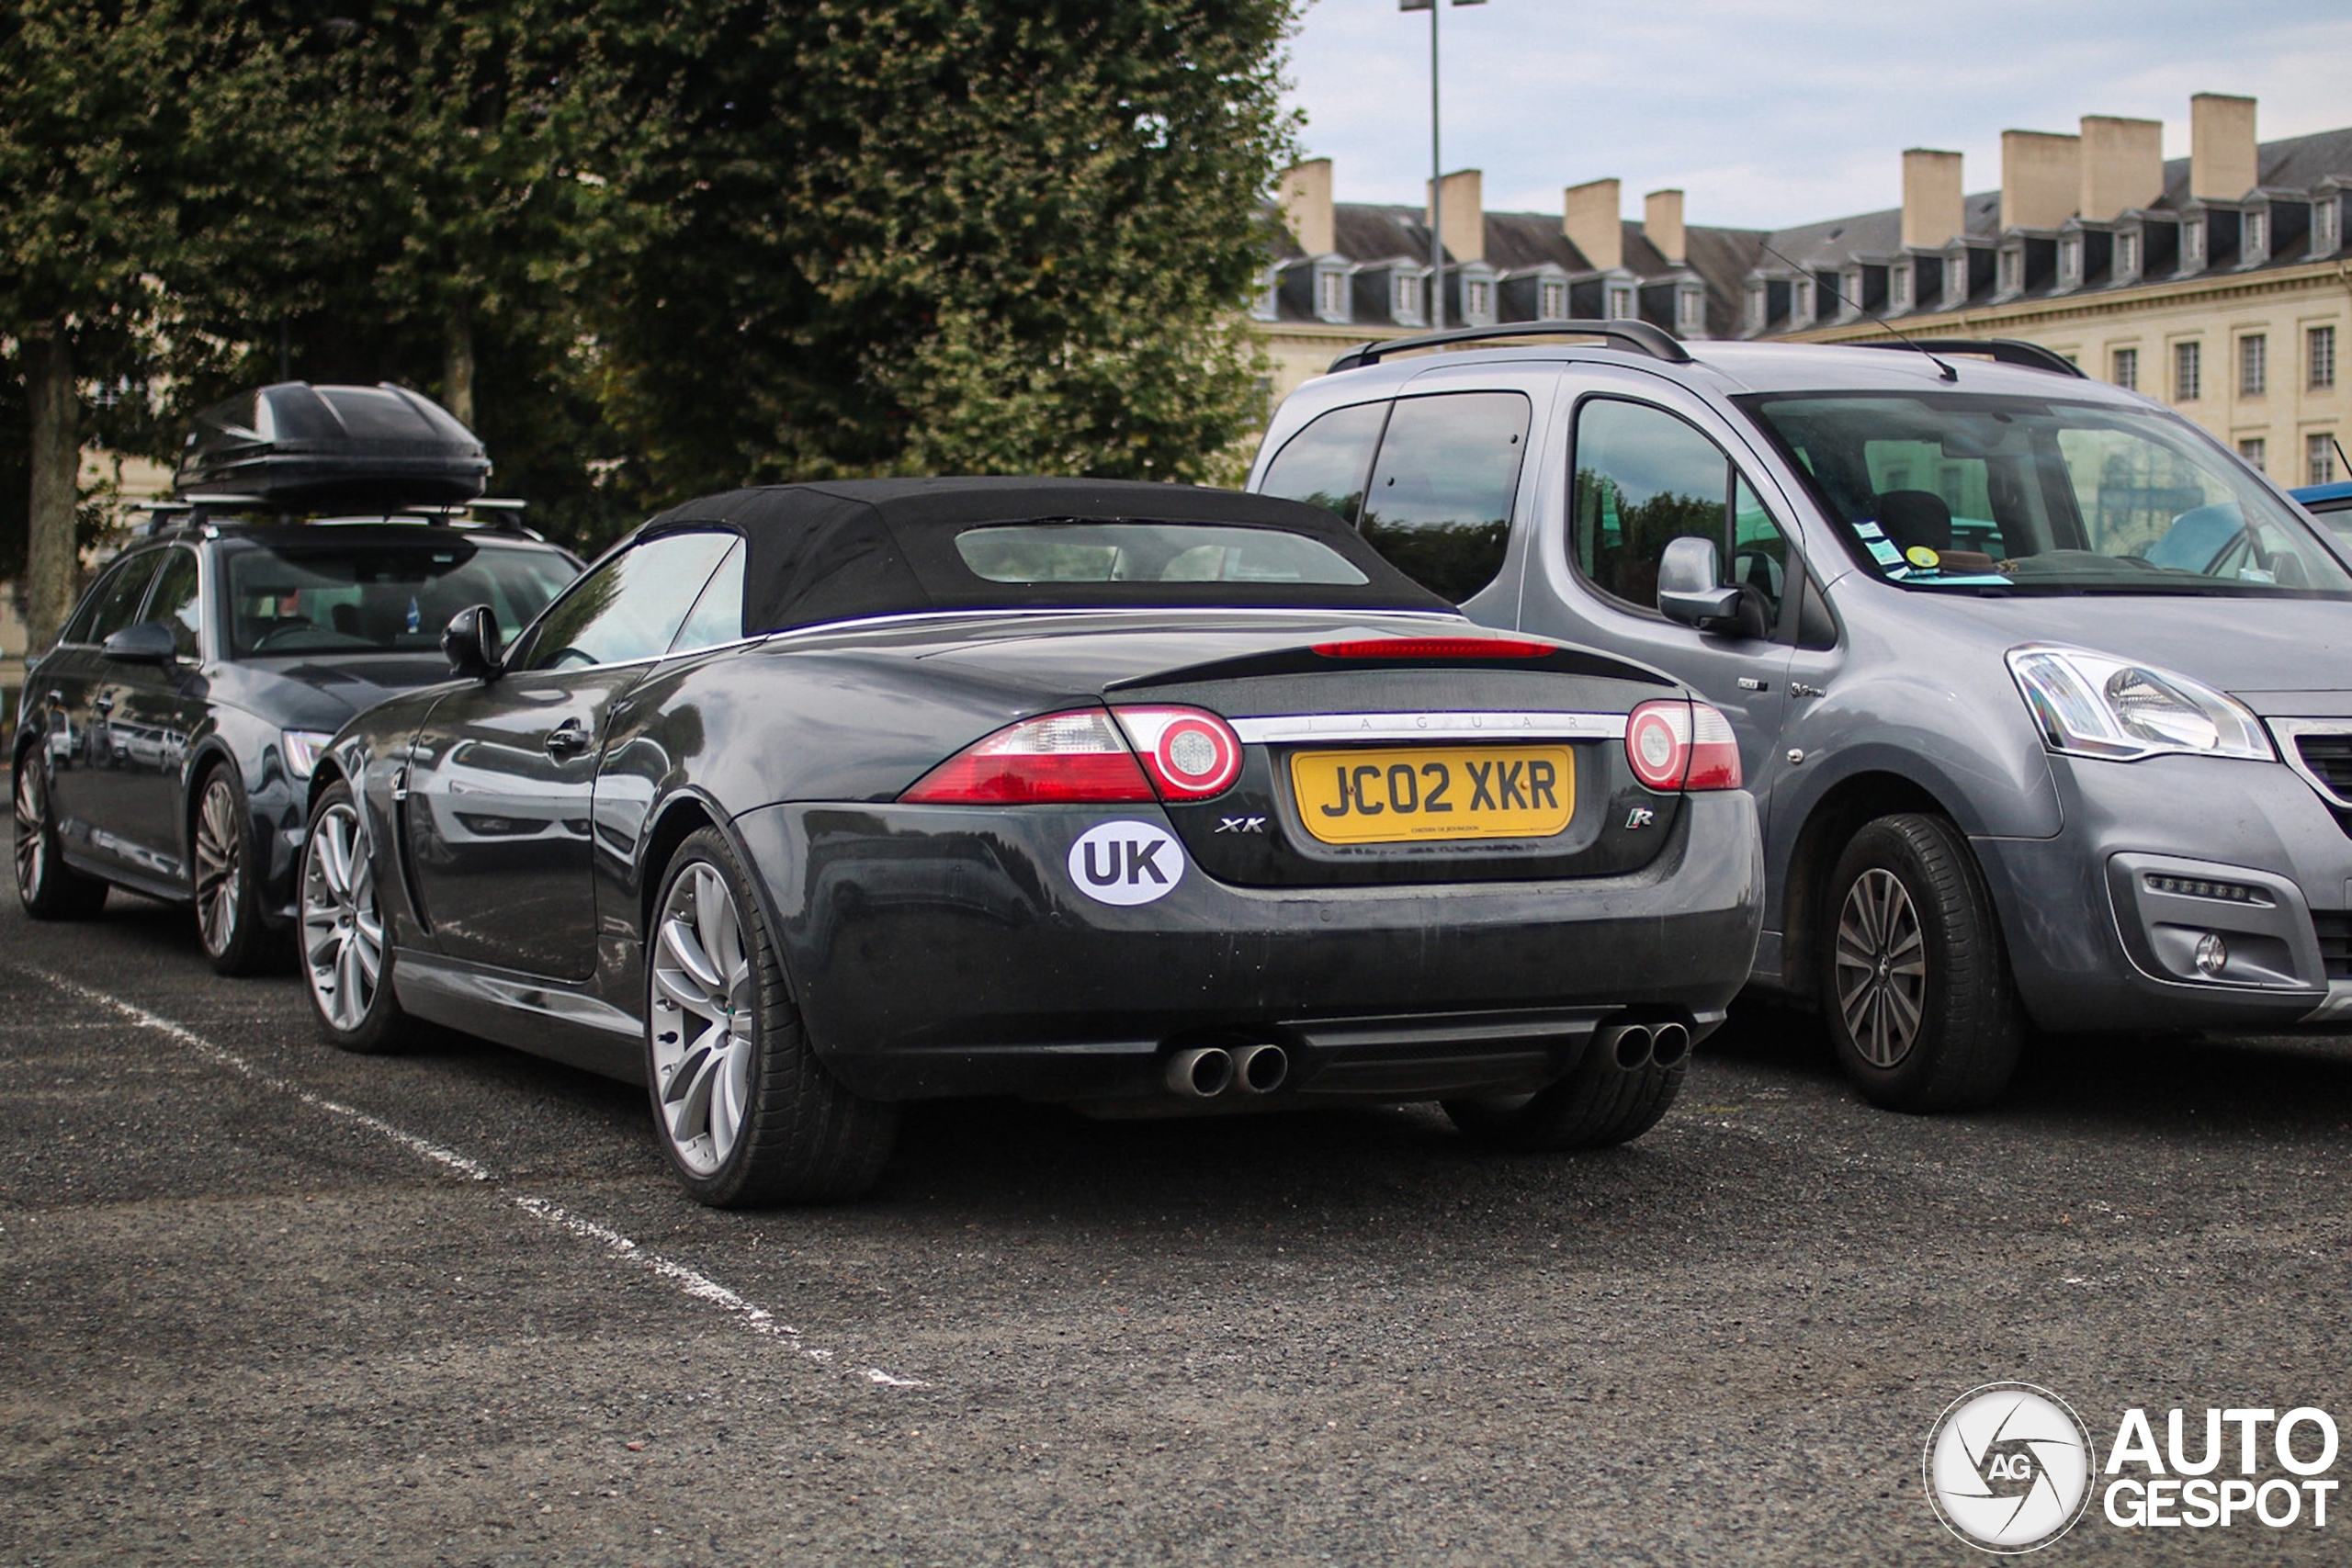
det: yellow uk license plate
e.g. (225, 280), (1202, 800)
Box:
(1289, 746), (1575, 845)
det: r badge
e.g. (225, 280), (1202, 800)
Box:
(1068, 820), (1186, 906)
(1625, 807), (1656, 829)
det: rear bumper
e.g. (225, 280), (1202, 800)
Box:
(731, 791), (1763, 1102)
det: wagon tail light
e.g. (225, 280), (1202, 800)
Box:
(1624, 700), (1742, 792)
(900, 705), (1243, 805)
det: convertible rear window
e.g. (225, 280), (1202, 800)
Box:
(954, 522), (1368, 586)
(226, 541), (576, 657)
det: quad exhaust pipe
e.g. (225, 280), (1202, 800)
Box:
(1597, 1019), (1693, 1072)
(1166, 1042), (1289, 1100)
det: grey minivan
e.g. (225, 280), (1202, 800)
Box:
(1250, 324), (2352, 1111)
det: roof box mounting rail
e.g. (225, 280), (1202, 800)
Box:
(1849, 338), (2087, 378)
(1328, 319), (1692, 375)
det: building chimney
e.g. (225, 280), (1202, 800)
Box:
(1902, 149), (1965, 248)
(1278, 158), (1333, 255)
(2001, 130), (2080, 231)
(1644, 189), (1686, 265)
(2190, 93), (2257, 201)
(1564, 178), (1622, 271)
(1426, 168), (1484, 263)
(2078, 115), (2164, 218)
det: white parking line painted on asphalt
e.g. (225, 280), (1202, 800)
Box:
(18, 965), (928, 1390)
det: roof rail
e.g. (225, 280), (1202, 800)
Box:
(1329, 319), (1692, 374)
(1849, 339), (2086, 378)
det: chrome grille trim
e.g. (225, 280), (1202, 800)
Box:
(2268, 718), (2352, 811)
(1229, 711), (1630, 745)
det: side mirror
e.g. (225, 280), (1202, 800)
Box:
(1657, 536), (1742, 626)
(101, 621), (178, 666)
(442, 604), (503, 682)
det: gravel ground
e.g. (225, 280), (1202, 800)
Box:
(6, 886), (2352, 1565)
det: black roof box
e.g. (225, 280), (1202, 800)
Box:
(175, 382), (491, 511)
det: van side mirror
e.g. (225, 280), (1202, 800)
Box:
(101, 621), (178, 666)
(442, 604), (503, 682)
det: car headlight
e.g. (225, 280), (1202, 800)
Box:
(281, 729), (337, 781)
(2006, 644), (2272, 761)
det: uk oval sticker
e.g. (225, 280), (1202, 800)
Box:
(1068, 820), (1185, 906)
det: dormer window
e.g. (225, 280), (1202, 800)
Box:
(1314, 262), (1351, 323)
(1746, 282), (1768, 333)
(1790, 278), (1814, 325)
(1996, 247), (2021, 296)
(1676, 283), (1704, 336)
(1464, 274), (1495, 325)
(2244, 209), (2268, 264)
(2058, 237), (2081, 288)
(1891, 265), (1912, 311)
(2317, 198), (2342, 256)
(1389, 270), (1424, 327)
(1539, 277), (1568, 321)
(2183, 218), (2206, 271)
(1603, 280), (1634, 321)
(1252, 266), (1279, 321)
(2116, 230), (2142, 281)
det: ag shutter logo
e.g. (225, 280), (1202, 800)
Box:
(1924, 1383), (2095, 1553)
(1067, 821), (1185, 907)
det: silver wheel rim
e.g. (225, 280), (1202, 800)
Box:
(195, 777), (243, 954)
(15, 764), (46, 901)
(301, 802), (383, 1032)
(650, 862), (755, 1178)
(1834, 867), (1927, 1069)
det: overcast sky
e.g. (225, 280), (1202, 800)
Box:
(1281, 0), (2352, 231)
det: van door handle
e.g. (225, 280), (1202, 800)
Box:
(544, 719), (591, 759)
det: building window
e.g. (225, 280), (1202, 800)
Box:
(2312, 325), (2338, 391)
(2175, 340), (2202, 402)
(1253, 269), (1279, 321)
(1315, 265), (1350, 322)
(1996, 247), (2022, 295)
(2184, 218), (2206, 271)
(1945, 260), (1968, 309)
(2318, 199), (2342, 255)
(1677, 285), (1704, 335)
(2240, 333), (2267, 398)
(2244, 209), (2268, 263)
(2238, 437), (2267, 473)
(2312, 434), (2340, 487)
(2058, 237), (2081, 287)
(2117, 230), (2142, 280)
(1791, 279), (1814, 325)
(1539, 277), (1567, 321)
(1890, 265), (1911, 311)
(1605, 282), (1634, 321)
(1390, 271), (1423, 326)
(1464, 276), (1495, 323)
(2112, 346), (2139, 391)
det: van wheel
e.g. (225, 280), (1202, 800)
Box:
(1821, 813), (2022, 1111)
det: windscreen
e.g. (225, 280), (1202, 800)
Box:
(954, 522), (1368, 586)
(226, 541), (577, 658)
(1739, 391), (2352, 597)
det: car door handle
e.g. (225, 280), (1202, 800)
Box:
(544, 719), (591, 759)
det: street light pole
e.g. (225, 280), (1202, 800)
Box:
(1402, 0), (1483, 332)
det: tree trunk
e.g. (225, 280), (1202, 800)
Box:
(23, 333), (81, 655)
(443, 307), (477, 429)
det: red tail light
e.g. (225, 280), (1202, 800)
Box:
(1624, 700), (1743, 792)
(1113, 705), (1244, 799)
(900, 710), (1153, 803)
(1312, 637), (1556, 660)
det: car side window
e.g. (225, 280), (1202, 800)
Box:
(86, 553), (166, 645)
(1258, 400), (1389, 525)
(143, 548), (204, 660)
(668, 539), (745, 655)
(1573, 398), (1793, 625)
(1359, 391), (1532, 603)
(514, 531), (735, 672)
(62, 560), (135, 645)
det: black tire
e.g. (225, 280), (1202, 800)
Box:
(299, 780), (409, 1054)
(1442, 1048), (1684, 1152)
(1819, 812), (2024, 1111)
(193, 764), (279, 976)
(647, 827), (898, 1206)
(13, 752), (108, 920)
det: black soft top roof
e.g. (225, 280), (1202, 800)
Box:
(640, 477), (1452, 633)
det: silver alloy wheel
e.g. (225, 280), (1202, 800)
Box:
(650, 862), (755, 1177)
(195, 775), (243, 955)
(1834, 867), (1928, 1068)
(14, 762), (46, 901)
(301, 801), (383, 1032)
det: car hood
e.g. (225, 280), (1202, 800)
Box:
(1899, 592), (2352, 716)
(226, 654), (458, 730)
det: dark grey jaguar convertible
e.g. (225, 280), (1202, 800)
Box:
(305, 479), (1761, 1204)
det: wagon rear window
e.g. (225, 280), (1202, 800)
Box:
(954, 522), (1368, 586)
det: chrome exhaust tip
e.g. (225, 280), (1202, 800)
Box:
(1649, 1021), (1692, 1067)
(1233, 1043), (1289, 1095)
(1167, 1046), (1235, 1099)
(1605, 1023), (1655, 1071)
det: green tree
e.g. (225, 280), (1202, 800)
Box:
(594, 0), (1297, 498)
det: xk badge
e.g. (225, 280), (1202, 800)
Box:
(1068, 820), (1186, 906)
(1215, 816), (1267, 834)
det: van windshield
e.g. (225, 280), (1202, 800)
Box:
(1736, 391), (2352, 597)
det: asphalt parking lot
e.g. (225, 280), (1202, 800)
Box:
(8, 882), (2352, 1565)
